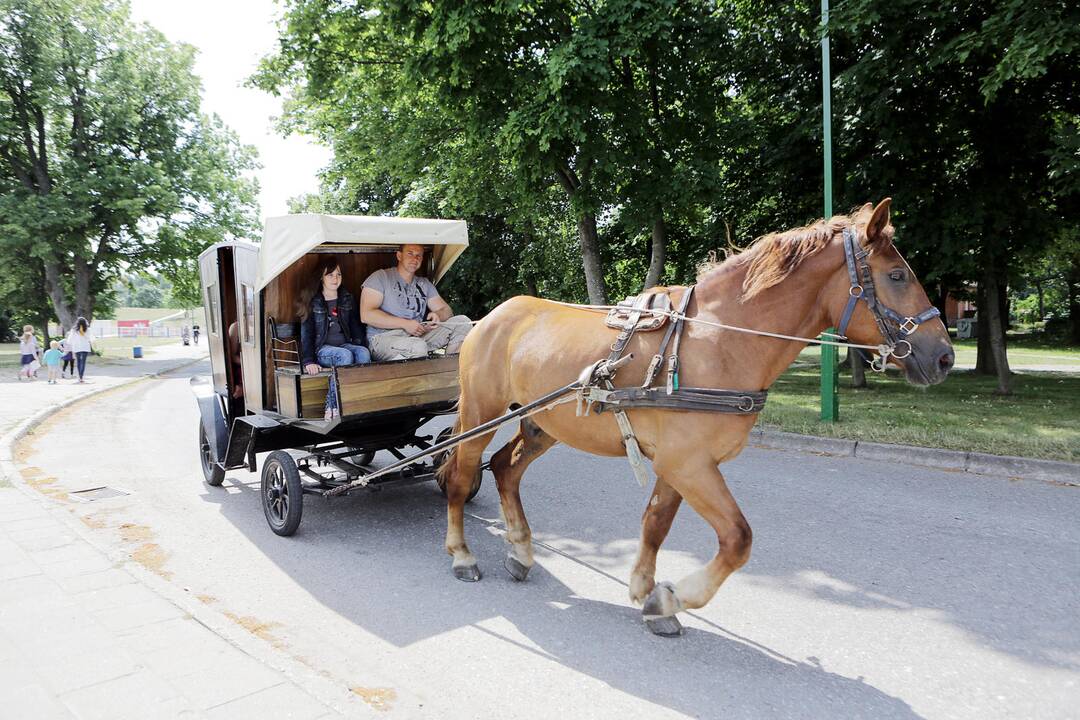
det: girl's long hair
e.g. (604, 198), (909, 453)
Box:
(296, 256), (342, 321)
(74, 317), (89, 334)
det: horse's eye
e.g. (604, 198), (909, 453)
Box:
(889, 269), (907, 282)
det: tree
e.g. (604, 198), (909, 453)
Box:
(259, 0), (748, 305)
(830, 0), (1080, 394)
(0, 0), (259, 329)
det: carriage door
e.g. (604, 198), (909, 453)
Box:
(233, 246), (263, 414)
(199, 249), (228, 395)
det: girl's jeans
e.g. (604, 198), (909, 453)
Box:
(316, 344), (371, 411)
(75, 352), (89, 379)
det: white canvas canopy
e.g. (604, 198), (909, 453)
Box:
(256, 214), (469, 291)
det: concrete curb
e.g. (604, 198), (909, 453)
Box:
(755, 428), (1080, 486)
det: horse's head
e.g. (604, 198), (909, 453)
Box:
(831, 199), (954, 386)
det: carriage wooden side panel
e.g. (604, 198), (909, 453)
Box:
(271, 356), (459, 419)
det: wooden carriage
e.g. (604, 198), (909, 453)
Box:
(192, 214), (476, 536)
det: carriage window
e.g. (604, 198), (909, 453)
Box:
(206, 284), (219, 335)
(240, 283), (255, 345)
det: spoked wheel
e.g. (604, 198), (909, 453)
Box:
(198, 421), (225, 487)
(261, 451), (303, 536)
(432, 426), (482, 502)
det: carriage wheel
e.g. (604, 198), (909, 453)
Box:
(355, 452), (376, 466)
(198, 421), (225, 487)
(261, 451), (303, 536)
(433, 426), (482, 502)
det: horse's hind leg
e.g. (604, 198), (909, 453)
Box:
(628, 476), (683, 604)
(444, 415), (497, 582)
(488, 417), (557, 581)
(642, 463), (752, 636)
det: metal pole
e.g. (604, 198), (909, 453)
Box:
(820, 0), (839, 422)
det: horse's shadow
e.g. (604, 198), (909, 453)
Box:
(206, 457), (922, 719)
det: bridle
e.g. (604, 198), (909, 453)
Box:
(836, 226), (941, 371)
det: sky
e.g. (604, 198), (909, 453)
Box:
(126, 0), (333, 226)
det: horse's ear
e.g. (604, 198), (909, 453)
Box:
(865, 198), (893, 249)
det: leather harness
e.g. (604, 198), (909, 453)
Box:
(577, 285), (767, 486)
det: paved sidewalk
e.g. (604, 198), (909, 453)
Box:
(0, 343), (351, 719)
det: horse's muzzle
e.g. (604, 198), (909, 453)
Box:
(903, 337), (954, 386)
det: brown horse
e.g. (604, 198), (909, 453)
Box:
(439, 199), (954, 635)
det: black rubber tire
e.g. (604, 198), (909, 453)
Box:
(433, 427), (482, 502)
(355, 451), (376, 465)
(261, 451), (303, 537)
(199, 421), (226, 487)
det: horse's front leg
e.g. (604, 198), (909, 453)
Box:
(642, 462), (752, 637)
(628, 475), (683, 604)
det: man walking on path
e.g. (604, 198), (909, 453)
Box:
(361, 243), (472, 361)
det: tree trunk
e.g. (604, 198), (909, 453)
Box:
(644, 212), (666, 290)
(981, 268), (1012, 395)
(577, 211), (607, 305)
(975, 273), (1010, 375)
(849, 348), (867, 388)
(1068, 258), (1080, 344)
(74, 255), (94, 322)
(42, 256), (75, 330)
(556, 163), (606, 305)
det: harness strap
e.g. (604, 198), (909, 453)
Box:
(589, 386), (768, 414)
(664, 286), (694, 395)
(605, 293), (652, 367)
(837, 227), (941, 344)
(644, 286), (695, 389)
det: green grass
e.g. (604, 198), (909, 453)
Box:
(759, 366), (1080, 462)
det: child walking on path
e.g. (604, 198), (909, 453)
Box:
(65, 317), (94, 383)
(18, 325), (39, 381)
(42, 340), (62, 384)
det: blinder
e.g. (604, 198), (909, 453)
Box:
(836, 227), (940, 370)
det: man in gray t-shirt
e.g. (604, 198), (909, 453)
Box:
(360, 244), (472, 361)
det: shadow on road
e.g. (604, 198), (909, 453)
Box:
(203, 447), (922, 719)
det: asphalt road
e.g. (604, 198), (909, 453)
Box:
(17, 360), (1080, 719)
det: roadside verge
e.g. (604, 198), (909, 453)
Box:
(751, 427), (1080, 486)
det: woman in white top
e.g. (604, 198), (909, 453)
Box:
(65, 317), (94, 383)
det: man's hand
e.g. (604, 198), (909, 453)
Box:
(304, 363), (321, 375)
(402, 319), (429, 337)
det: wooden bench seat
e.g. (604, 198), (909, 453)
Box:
(274, 355), (459, 419)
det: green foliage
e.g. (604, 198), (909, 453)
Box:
(0, 0), (260, 326)
(257, 0), (1080, 350)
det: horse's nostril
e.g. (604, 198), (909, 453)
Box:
(938, 350), (955, 372)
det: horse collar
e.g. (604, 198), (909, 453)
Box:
(836, 227), (940, 366)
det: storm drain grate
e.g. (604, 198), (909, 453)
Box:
(69, 486), (130, 502)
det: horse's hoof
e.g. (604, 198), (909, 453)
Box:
(642, 580), (681, 618)
(453, 564), (482, 582)
(645, 614), (684, 637)
(504, 553), (530, 582)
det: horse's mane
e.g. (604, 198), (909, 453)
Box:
(698, 212), (861, 301)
